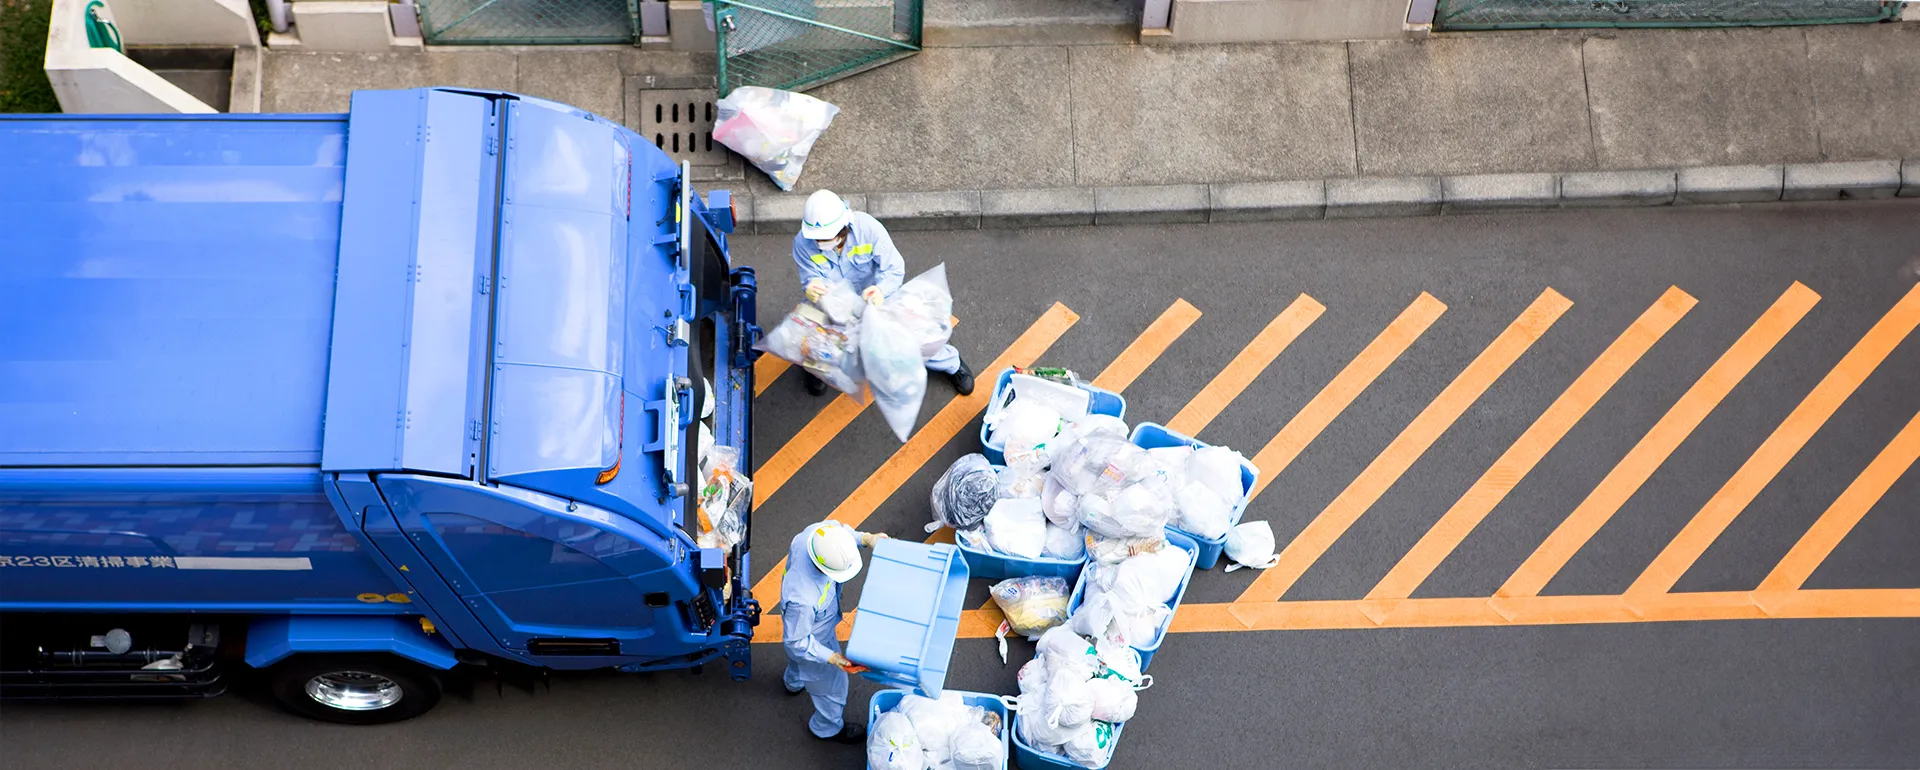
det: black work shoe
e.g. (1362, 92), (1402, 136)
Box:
(805, 373), (829, 396)
(784, 684), (805, 697)
(948, 356), (976, 396)
(817, 723), (866, 744)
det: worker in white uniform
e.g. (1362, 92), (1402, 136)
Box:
(780, 520), (888, 743)
(792, 189), (975, 397)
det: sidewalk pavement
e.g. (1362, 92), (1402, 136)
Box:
(261, 22), (1920, 230)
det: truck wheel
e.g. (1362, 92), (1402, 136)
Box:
(268, 655), (442, 725)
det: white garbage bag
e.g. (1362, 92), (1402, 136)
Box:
(1145, 445), (1194, 486)
(1063, 721), (1117, 768)
(990, 398), (1063, 461)
(893, 264), (957, 359)
(1173, 482), (1233, 540)
(1085, 677), (1139, 724)
(1017, 656), (1050, 697)
(1036, 627), (1098, 671)
(710, 86), (839, 191)
(1113, 545), (1188, 606)
(1083, 481), (1175, 539)
(983, 498), (1046, 559)
(1188, 446), (1248, 505)
(1083, 531), (1165, 567)
(997, 456), (1048, 500)
(1054, 414), (1129, 451)
(900, 692), (972, 766)
(1042, 521), (1086, 560)
(1224, 520), (1281, 572)
(1042, 670), (1094, 730)
(1017, 709), (1076, 755)
(950, 721), (1004, 770)
(1050, 437), (1154, 496)
(868, 711), (926, 770)
(1093, 639), (1145, 687)
(860, 265), (954, 441)
(1041, 476), (1078, 527)
(755, 300), (863, 396)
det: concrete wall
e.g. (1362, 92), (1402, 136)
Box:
(45, 0), (218, 112)
(1158, 0), (1408, 43)
(110, 0), (260, 47)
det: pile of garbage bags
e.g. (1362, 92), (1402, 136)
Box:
(711, 86), (839, 191)
(868, 693), (1007, 770)
(1014, 627), (1153, 768)
(755, 266), (953, 441)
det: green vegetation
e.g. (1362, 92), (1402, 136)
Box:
(247, 0), (274, 41)
(0, 0), (59, 113)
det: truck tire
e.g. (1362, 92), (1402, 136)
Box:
(268, 655), (442, 725)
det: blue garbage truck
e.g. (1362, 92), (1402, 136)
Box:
(0, 88), (764, 724)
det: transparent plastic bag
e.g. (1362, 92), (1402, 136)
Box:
(1188, 446), (1248, 506)
(950, 721), (1004, 770)
(1173, 481), (1232, 540)
(1042, 521), (1086, 560)
(710, 86), (839, 191)
(983, 499), (1046, 559)
(868, 711), (926, 770)
(990, 576), (1071, 639)
(997, 456), (1048, 500)
(695, 446), (751, 551)
(755, 301), (863, 397)
(990, 398), (1063, 462)
(900, 692), (971, 765)
(861, 266), (952, 441)
(930, 453), (998, 533)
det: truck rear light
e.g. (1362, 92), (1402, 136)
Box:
(596, 396), (625, 485)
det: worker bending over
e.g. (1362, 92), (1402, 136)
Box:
(781, 520), (888, 743)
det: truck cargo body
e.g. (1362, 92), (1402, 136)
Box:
(0, 89), (761, 721)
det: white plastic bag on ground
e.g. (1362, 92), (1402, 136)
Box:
(755, 301), (863, 396)
(931, 453), (998, 533)
(869, 711), (926, 770)
(1063, 721), (1117, 768)
(983, 498), (1046, 559)
(1085, 677), (1139, 723)
(1172, 481), (1233, 540)
(861, 266), (953, 441)
(1042, 521), (1086, 560)
(900, 692), (972, 766)
(950, 721), (1004, 770)
(710, 87), (839, 191)
(1224, 520), (1281, 572)
(1188, 446), (1248, 505)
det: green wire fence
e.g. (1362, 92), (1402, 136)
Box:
(1434, 0), (1900, 29)
(715, 0), (919, 95)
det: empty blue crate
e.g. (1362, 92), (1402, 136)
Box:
(1064, 529), (1199, 671)
(1129, 422), (1259, 570)
(980, 369), (1126, 465)
(846, 539), (970, 697)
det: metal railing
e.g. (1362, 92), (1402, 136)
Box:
(417, 0), (634, 44)
(715, 0), (919, 95)
(1434, 0), (1899, 29)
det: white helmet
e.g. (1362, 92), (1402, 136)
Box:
(800, 190), (852, 240)
(807, 522), (862, 583)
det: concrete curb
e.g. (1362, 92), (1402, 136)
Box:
(738, 160), (1916, 234)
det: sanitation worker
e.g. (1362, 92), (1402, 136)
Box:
(793, 189), (976, 397)
(781, 520), (888, 743)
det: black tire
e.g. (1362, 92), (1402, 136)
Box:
(267, 655), (442, 725)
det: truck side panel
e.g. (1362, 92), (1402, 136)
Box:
(0, 469), (405, 612)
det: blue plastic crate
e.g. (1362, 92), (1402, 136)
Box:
(846, 539), (970, 698)
(1064, 529), (1198, 671)
(1129, 422), (1259, 569)
(869, 688), (1015, 770)
(980, 368), (1126, 465)
(1012, 717), (1126, 770)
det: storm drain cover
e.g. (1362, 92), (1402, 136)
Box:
(636, 88), (738, 173)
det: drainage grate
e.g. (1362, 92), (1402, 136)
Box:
(637, 89), (735, 169)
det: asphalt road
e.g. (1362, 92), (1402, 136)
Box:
(5, 201), (1918, 769)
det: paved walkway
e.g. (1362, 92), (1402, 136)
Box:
(262, 22), (1919, 200)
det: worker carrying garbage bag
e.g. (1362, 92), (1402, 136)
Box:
(781, 521), (890, 744)
(793, 189), (975, 398)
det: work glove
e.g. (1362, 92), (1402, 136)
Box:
(805, 279), (830, 303)
(861, 286), (885, 306)
(858, 531), (890, 548)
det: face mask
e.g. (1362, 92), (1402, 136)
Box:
(815, 239), (840, 252)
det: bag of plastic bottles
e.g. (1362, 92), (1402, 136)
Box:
(711, 87), (839, 191)
(695, 446), (751, 550)
(929, 453), (998, 533)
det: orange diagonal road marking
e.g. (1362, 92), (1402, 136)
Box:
(1238, 288), (1572, 603)
(1245, 293), (1448, 499)
(1760, 409), (1920, 591)
(1087, 299), (1203, 392)
(752, 304), (1079, 606)
(1499, 282), (1820, 598)
(1166, 295), (1325, 437)
(1631, 282), (1920, 595)
(1369, 286), (1695, 600)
